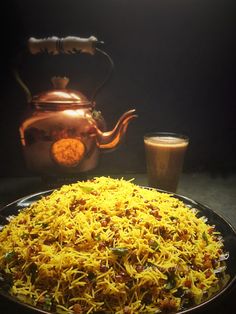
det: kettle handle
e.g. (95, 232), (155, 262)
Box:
(28, 36), (99, 55)
(14, 36), (113, 104)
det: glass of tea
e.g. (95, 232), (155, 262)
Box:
(144, 132), (189, 192)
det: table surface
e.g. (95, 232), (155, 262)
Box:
(0, 172), (235, 313)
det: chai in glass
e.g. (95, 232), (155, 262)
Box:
(144, 133), (189, 192)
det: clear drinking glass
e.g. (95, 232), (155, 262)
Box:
(144, 132), (189, 192)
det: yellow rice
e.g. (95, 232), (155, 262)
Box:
(0, 177), (228, 313)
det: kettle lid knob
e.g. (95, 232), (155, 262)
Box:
(51, 76), (69, 89)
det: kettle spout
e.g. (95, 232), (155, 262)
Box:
(97, 109), (138, 150)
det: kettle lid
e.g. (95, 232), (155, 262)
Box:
(32, 77), (91, 107)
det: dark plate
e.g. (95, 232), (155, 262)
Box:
(0, 189), (236, 314)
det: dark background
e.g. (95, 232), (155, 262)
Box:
(0, 0), (235, 177)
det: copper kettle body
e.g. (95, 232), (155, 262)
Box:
(17, 36), (137, 175)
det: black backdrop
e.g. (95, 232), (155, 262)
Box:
(0, 0), (235, 177)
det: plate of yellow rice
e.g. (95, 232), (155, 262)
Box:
(0, 177), (235, 314)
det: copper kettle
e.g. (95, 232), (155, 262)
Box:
(16, 36), (137, 175)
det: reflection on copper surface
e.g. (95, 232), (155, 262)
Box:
(63, 109), (84, 117)
(51, 138), (85, 167)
